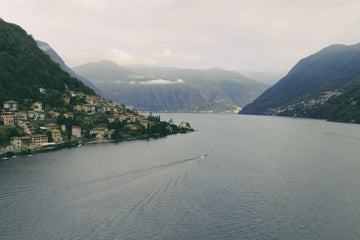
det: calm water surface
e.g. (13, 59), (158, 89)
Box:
(1, 114), (360, 240)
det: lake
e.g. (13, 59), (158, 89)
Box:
(1, 114), (360, 239)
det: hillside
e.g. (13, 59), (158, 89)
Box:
(240, 43), (360, 123)
(73, 61), (268, 112)
(0, 19), (95, 108)
(36, 40), (104, 97)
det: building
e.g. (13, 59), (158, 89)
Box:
(14, 112), (27, 121)
(73, 104), (95, 114)
(27, 111), (36, 119)
(46, 124), (58, 131)
(51, 129), (62, 143)
(31, 102), (43, 112)
(90, 127), (107, 140)
(39, 88), (46, 93)
(36, 112), (45, 121)
(63, 112), (74, 119)
(1, 113), (15, 125)
(31, 134), (48, 147)
(3, 100), (18, 111)
(72, 126), (81, 138)
(10, 137), (22, 149)
(49, 111), (59, 118)
(20, 136), (32, 149)
(126, 113), (140, 123)
(179, 122), (192, 130)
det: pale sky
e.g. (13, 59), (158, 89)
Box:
(1, 0), (360, 73)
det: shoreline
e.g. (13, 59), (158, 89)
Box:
(1, 130), (194, 159)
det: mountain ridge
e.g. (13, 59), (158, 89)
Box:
(0, 18), (95, 107)
(73, 61), (268, 112)
(36, 40), (105, 97)
(240, 42), (360, 123)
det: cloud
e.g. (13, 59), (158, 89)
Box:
(155, 49), (201, 62)
(2, 0), (360, 71)
(109, 49), (158, 65)
(107, 48), (200, 67)
(138, 79), (185, 85)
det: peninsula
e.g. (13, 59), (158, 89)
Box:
(0, 94), (193, 157)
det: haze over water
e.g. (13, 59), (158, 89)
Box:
(1, 114), (360, 239)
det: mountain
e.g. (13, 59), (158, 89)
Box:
(73, 61), (268, 112)
(36, 40), (104, 97)
(0, 18), (95, 107)
(240, 43), (360, 122)
(241, 70), (286, 86)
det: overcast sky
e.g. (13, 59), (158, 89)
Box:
(1, 0), (360, 73)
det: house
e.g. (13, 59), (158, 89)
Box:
(51, 129), (62, 143)
(39, 88), (47, 93)
(27, 111), (36, 119)
(114, 114), (128, 121)
(75, 92), (86, 98)
(35, 112), (45, 120)
(72, 126), (81, 138)
(107, 117), (115, 123)
(46, 124), (58, 131)
(49, 111), (59, 118)
(63, 112), (74, 119)
(73, 105), (82, 112)
(73, 104), (95, 114)
(20, 136), (32, 148)
(31, 134), (48, 147)
(179, 122), (192, 130)
(90, 127), (107, 140)
(1, 113), (15, 125)
(126, 113), (140, 123)
(14, 112), (28, 121)
(31, 102), (43, 112)
(10, 137), (22, 149)
(85, 97), (96, 105)
(3, 100), (18, 111)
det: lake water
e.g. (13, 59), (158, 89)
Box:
(1, 114), (360, 240)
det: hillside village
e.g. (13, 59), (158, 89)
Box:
(0, 88), (193, 157)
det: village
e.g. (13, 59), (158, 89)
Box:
(0, 89), (192, 157)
